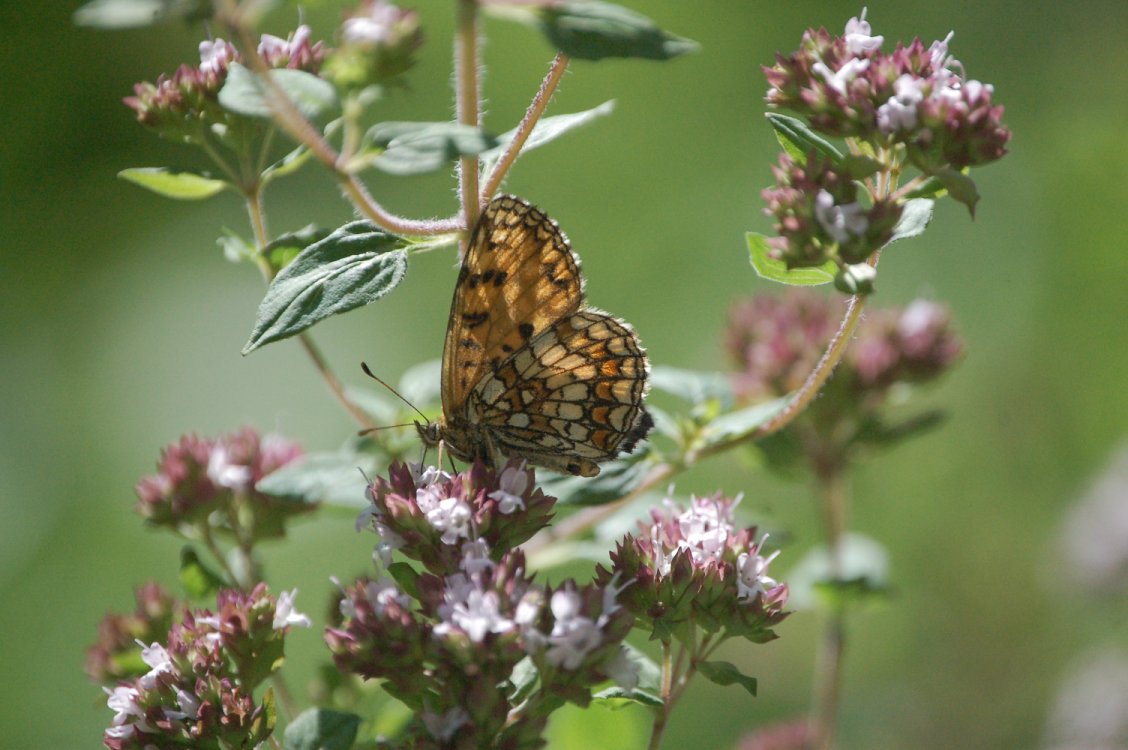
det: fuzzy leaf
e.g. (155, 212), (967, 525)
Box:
(179, 547), (225, 599)
(74, 0), (209, 28)
(697, 396), (790, 448)
(841, 153), (883, 179)
(592, 687), (663, 707)
(649, 365), (735, 408)
(119, 167), (228, 200)
(243, 222), (406, 353)
(932, 167), (979, 217)
(283, 708), (361, 750)
(509, 657), (540, 704)
(887, 198), (934, 244)
(262, 143), (313, 182)
(785, 533), (891, 611)
(482, 101), (616, 176)
(219, 63), (338, 120)
(747, 232), (837, 286)
(766, 113), (844, 162)
(262, 225), (333, 273)
(254, 451), (376, 507)
(367, 122), (498, 176)
(697, 661), (757, 696)
(540, 1), (698, 61)
(904, 175), (947, 200)
(541, 455), (653, 507)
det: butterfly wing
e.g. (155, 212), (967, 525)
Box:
(470, 309), (653, 477)
(441, 195), (584, 419)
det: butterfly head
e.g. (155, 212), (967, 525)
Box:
(415, 420), (442, 448)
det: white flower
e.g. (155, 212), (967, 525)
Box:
(488, 463), (528, 514)
(137, 640), (174, 689)
(206, 445), (253, 492)
(545, 590), (602, 670)
(459, 539), (495, 577)
(373, 522), (406, 567)
(877, 74), (925, 133)
(198, 38), (233, 75)
(434, 574), (515, 642)
(676, 495), (736, 564)
(426, 496), (473, 544)
(410, 463), (451, 487)
(105, 684), (144, 726)
(928, 31), (957, 71)
(736, 536), (781, 602)
(843, 8), (884, 55)
(258, 24), (311, 62)
(163, 687), (201, 722)
(342, 2), (404, 46)
(422, 706), (470, 742)
(814, 189), (869, 243)
(273, 589), (313, 630)
(812, 56), (870, 96)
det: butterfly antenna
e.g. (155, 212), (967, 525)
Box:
(360, 361), (430, 422)
(357, 423), (417, 437)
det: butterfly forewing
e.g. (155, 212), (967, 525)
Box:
(436, 195), (651, 476)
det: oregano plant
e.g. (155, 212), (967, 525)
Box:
(79, 3), (1009, 749)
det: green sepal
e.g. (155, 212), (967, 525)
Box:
(219, 63), (339, 121)
(747, 232), (837, 286)
(697, 660), (757, 696)
(539, 1), (698, 61)
(242, 222), (406, 353)
(282, 708), (361, 750)
(179, 546), (226, 599)
(766, 113), (844, 163)
(118, 167), (229, 200)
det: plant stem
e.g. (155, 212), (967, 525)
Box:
(455, 0), (483, 229)
(810, 466), (848, 750)
(481, 52), (570, 199)
(217, 3), (461, 237)
(242, 192), (379, 431)
(649, 640), (675, 750)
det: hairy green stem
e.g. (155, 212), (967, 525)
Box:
(810, 467), (848, 750)
(481, 52), (570, 200)
(455, 0), (483, 229)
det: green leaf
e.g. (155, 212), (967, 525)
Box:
(887, 198), (934, 245)
(785, 532), (891, 611)
(243, 222), (406, 353)
(854, 410), (947, 448)
(697, 396), (790, 449)
(697, 661), (757, 696)
(386, 562), (421, 600)
(482, 101), (616, 173)
(366, 122), (498, 176)
(118, 167), (229, 200)
(397, 359), (443, 410)
(179, 547), (226, 599)
(541, 455), (653, 506)
(539, 1), (698, 61)
(932, 167), (980, 217)
(592, 687), (663, 707)
(747, 232), (837, 286)
(283, 708), (361, 750)
(904, 175), (947, 200)
(219, 63), (339, 120)
(509, 657), (540, 704)
(622, 643), (661, 692)
(74, 0), (210, 28)
(262, 225), (333, 273)
(766, 113), (844, 162)
(218, 230), (256, 264)
(254, 451), (377, 507)
(649, 365), (735, 409)
(841, 153), (883, 179)
(262, 143), (313, 183)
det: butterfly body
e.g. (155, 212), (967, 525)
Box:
(420, 195), (652, 477)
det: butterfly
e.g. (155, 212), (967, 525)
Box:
(417, 195), (653, 477)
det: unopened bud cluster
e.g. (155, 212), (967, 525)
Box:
(135, 427), (309, 540)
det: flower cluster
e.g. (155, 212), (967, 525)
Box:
(124, 25), (327, 143)
(325, 0), (423, 90)
(762, 151), (902, 269)
(135, 427), (309, 540)
(357, 460), (556, 574)
(764, 9), (1010, 169)
(326, 541), (635, 747)
(599, 493), (789, 643)
(86, 582), (183, 684)
(101, 585), (310, 749)
(727, 291), (962, 405)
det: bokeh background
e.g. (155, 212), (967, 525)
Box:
(3, 1), (1127, 747)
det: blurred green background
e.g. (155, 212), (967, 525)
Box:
(3, 1), (1127, 747)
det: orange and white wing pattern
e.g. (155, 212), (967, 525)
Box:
(434, 195), (652, 476)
